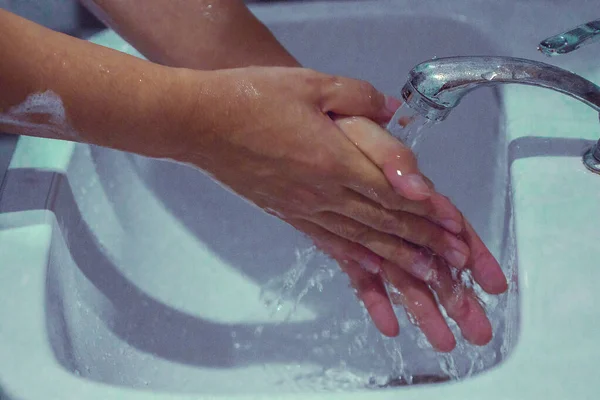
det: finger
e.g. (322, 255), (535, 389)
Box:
(288, 218), (383, 274)
(325, 192), (470, 269)
(381, 262), (456, 352)
(309, 211), (450, 280)
(335, 116), (433, 201)
(343, 183), (464, 236)
(318, 74), (401, 122)
(289, 217), (399, 337)
(425, 257), (493, 346)
(332, 116), (466, 234)
(462, 220), (508, 294)
(337, 259), (399, 337)
(426, 193), (465, 234)
(324, 119), (464, 235)
(326, 120), (463, 233)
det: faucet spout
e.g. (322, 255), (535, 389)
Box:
(401, 56), (600, 174)
(401, 56), (600, 122)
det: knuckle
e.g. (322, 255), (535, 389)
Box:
(389, 242), (410, 264)
(290, 188), (320, 211)
(353, 202), (390, 230)
(419, 224), (446, 247)
(417, 200), (436, 217)
(300, 69), (328, 97)
(378, 214), (399, 234)
(347, 225), (370, 243)
(392, 217), (411, 238)
(326, 218), (353, 240)
(322, 73), (343, 88)
(358, 80), (376, 96)
(334, 221), (369, 243)
(359, 81), (381, 107)
(378, 190), (410, 211)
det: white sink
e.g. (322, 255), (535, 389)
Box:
(0, 1), (598, 399)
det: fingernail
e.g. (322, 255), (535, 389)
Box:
(384, 95), (402, 115)
(360, 254), (382, 274)
(384, 168), (432, 199)
(444, 249), (468, 269)
(438, 218), (463, 234)
(404, 174), (431, 196)
(430, 195), (464, 234)
(410, 253), (437, 282)
(444, 236), (470, 269)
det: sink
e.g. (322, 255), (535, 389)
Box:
(0, 1), (598, 399)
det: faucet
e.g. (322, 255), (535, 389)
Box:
(538, 18), (600, 56)
(401, 20), (600, 174)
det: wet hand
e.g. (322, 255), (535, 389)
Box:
(173, 66), (464, 271)
(332, 116), (508, 352)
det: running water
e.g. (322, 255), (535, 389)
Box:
(254, 103), (518, 390)
(385, 103), (436, 149)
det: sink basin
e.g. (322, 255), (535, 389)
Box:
(0, 1), (598, 399)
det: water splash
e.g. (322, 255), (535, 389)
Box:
(249, 103), (519, 390)
(259, 246), (337, 321)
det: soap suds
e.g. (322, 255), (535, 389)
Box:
(0, 90), (77, 138)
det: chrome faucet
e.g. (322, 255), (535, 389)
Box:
(401, 20), (600, 174)
(538, 18), (600, 57)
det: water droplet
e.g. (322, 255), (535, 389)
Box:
(406, 311), (419, 326)
(481, 71), (499, 81)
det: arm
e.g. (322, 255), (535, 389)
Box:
(79, 0), (300, 69)
(0, 9), (190, 158)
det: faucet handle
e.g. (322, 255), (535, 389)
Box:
(538, 18), (600, 56)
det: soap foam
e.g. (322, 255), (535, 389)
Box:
(0, 90), (77, 138)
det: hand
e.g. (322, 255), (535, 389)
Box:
(332, 116), (508, 352)
(171, 66), (475, 274)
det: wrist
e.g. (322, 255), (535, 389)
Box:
(117, 65), (210, 160)
(149, 67), (227, 164)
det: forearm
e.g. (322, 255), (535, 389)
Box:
(0, 9), (194, 158)
(80, 0), (300, 69)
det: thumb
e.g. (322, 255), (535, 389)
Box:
(318, 74), (401, 122)
(335, 116), (434, 200)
